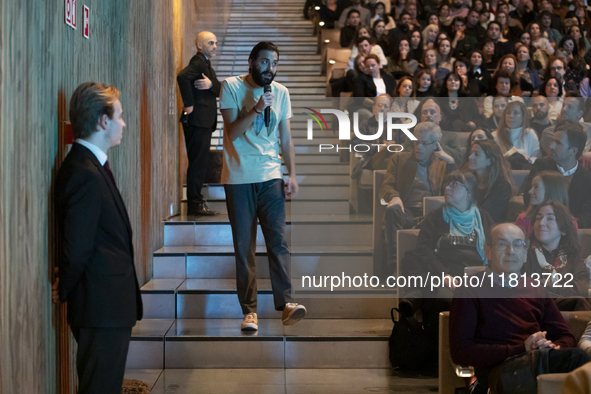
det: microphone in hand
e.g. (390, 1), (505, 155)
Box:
(264, 84), (271, 127)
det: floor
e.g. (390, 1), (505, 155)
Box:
(125, 369), (438, 394)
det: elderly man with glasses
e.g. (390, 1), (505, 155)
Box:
(449, 223), (590, 394)
(379, 121), (457, 271)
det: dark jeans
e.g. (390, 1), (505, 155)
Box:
(471, 348), (590, 394)
(385, 204), (420, 266)
(183, 124), (213, 207)
(224, 179), (291, 314)
(71, 326), (132, 394)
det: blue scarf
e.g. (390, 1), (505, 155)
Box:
(442, 204), (486, 262)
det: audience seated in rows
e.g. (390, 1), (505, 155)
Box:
(540, 93), (591, 155)
(354, 54), (396, 97)
(460, 128), (494, 169)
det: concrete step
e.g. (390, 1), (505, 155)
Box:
(163, 214), (372, 247)
(163, 318), (391, 368)
(152, 245), (373, 280)
(184, 182), (348, 201)
(126, 319), (174, 369)
(295, 153), (341, 164)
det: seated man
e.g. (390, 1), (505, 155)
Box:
(403, 98), (462, 164)
(540, 93), (591, 156)
(379, 121), (456, 267)
(529, 95), (553, 140)
(340, 9), (361, 48)
(450, 223), (590, 394)
(523, 120), (591, 228)
(346, 37), (388, 72)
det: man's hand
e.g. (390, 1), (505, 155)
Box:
(254, 91), (274, 114)
(184, 106), (194, 115)
(52, 267), (60, 304)
(432, 142), (454, 164)
(285, 176), (299, 198)
(525, 331), (549, 351)
(194, 73), (213, 90)
(387, 196), (405, 213)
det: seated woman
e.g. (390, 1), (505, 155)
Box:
(539, 76), (564, 121)
(414, 69), (435, 97)
(517, 171), (576, 235)
(438, 72), (483, 131)
(492, 100), (541, 168)
(482, 39), (499, 73)
(515, 45), (542, 97)
(369, 2), (396, 30)
(318, 0), (343, 29)
(453, 57), (480, 97)
(399, 171), (495, 359)
(467, 50), (492, 97)
(422, 23), (440, 51)
(468, 139), (514, 222)
(387, 38), (419, 77)
(522, 200), (591, 311)
(345, 54), (367, 92)
(437, 37), (455, 72)
(372, 19), (393, 57)
(556, 35), (587, 80)
(408, 30), (424, 62)
(460, 128), (494, 170)
(391, 76), (420, 114)
(418, 49), (443, 88)
(526, 21), (554, 70)
(353, 54), (396, 97)
(483, 70), (524, 118)
(490, 54), (523, 97)
(482, 96), (508, 132)
(496, 10), (523, 42)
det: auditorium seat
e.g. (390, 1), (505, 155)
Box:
(512, 169), (528, 192)
(320, 29), (341, 75)
(325, 48), (351, 87)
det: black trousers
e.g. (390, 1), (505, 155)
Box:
(471, 348), (590, 394)
(71, 326), (132, 394)
(224, 179), (291, 314)
(183, 124), (213, 207)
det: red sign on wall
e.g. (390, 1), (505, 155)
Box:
(83, 6), (89, 39)
(65, 0), (77, 29)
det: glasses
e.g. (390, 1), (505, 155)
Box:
(491, 240), (527, 251)
(445, 181), (467, 190)
(414, 140), (437, 147)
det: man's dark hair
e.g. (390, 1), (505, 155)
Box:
(487, 21), (502, 31)
(347, 9), (361, 19)
(356, 36), (371, 46)
(452, 16), (466, 27)
(555, 120), (587, 159)
(539, 10), (553, 21)
(564, 91), (585, 113)
(468, 8), (480, 16)
(69, 82), (120, 140)
(248, 42), (280, 64)
(399, 11), (411, 20)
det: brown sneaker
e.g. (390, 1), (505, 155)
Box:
(281, 303), (307, 326)
(241, 312), (258, 331)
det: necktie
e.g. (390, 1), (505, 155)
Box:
(104, 161), (117, 188)
(207, 59), (212, 70)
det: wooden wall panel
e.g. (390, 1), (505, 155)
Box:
(0, 0), (230, 393)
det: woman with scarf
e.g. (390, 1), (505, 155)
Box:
(398, 171), (495, 362)
(522, 200), (591, 311)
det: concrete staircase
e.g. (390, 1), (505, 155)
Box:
(122, 0), (436, 392)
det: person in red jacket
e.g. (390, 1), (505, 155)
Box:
(449, 223), (589, 393)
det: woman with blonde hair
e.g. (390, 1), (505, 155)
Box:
(492, 100), (541, 166)
(422, 24), (439, 50)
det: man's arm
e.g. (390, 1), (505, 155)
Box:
(221, 92), (272, 142)
(58, 169), (102, 301)
(279, 118), (298, 197)
(441, 131), (462, 164)
(177, 58), (207, 111)
(378, 155), (400, 203)
(541, 296), (576, 349)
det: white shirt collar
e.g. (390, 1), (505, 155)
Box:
(75, 139), (108, 166)
(556, 161), (578, 176)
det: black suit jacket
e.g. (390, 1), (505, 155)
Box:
(353, 71), (397, 97)
(523, 158), (591, 228)
(56, 143), (143, 327)
(177, 52), (221, 129)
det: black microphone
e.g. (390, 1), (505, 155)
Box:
(264, 84), (271, 127)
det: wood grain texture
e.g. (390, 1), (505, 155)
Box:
(0, 0), (231, 392)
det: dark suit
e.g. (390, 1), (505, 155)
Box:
(177, 52), (221, 208)
(353, 71), (396, 97)
(523, 158), (591, 228)
(56, 143), (142, 394)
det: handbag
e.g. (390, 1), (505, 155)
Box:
(388, 307), (431, 370)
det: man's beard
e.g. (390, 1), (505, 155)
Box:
(399, 23), (409, 32)
(533, 110), (549, 120)
(251, 65), (276, 86)
(452, 1), (462, 9)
